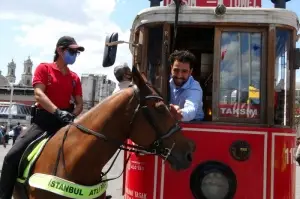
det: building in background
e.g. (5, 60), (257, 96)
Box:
(0, 57), (34, 105)
(19, 57), (33, 86)
(0, 102), (32, 128)
(81, 74), (116, 113)
(5, 59), (16, 83)
(0, 57), (34, 128)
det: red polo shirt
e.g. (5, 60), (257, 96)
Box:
(32, 63), (82, 109)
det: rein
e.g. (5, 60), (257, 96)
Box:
(53, 84), (181, 184)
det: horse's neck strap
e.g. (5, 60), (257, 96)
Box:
(28, 173), (108, 199)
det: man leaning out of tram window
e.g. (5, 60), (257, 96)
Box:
(168, 50), (204, 122)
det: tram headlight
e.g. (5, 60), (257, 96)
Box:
(190, 161), (237, 199)
(201, 171), (229, 199)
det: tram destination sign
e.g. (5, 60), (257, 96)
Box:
(164, 0), (261, 7)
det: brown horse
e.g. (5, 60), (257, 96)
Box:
(13, 66), (196, 199)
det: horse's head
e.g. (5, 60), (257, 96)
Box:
(129, 66), (196, 171)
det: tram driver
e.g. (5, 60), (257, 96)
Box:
(169, 50), (204, 122)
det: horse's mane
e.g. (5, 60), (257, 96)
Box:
(77, 88), (135, 123)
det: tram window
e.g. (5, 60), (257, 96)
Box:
(168, 27), (215, 121)
(274, 29), (291, 126)
(218, 31), (262, 119)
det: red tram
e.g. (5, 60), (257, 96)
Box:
(103, 0), (300, 198)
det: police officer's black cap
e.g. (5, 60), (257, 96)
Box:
(56, 36), (85, 52)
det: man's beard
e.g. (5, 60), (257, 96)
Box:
(172, 76), (187, 87)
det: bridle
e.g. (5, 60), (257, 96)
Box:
(72, 84), (181, 158)
(53, 84), (181, 183)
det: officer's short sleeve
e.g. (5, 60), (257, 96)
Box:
(32, 63), (48, 87)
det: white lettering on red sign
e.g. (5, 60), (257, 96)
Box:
(205, 0), (217, 4)
(230, 0), (249, 7)
(127, 161), (145, 171)
(219, 106), (258, 118)
(126, 188), (134, 196)
(164, 0), (198, 6)
(183, 0), (197, 6)
(164, 0), (260, 7)
(284, 147), (296, 165)
(125, 188), (147, 199)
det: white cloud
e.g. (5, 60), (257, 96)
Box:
(0, 0), (132, 83)
(220, 33), (262, 103)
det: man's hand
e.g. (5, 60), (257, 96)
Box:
(169, 104), (183, 121)
(54, 109), (75, 124)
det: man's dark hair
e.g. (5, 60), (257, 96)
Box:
(169, 50), (196, 69)
(114, 63), (131, 82)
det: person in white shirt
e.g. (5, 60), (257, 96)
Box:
(113, 63), (132, 94)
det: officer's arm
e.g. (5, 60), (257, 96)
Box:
(72, 96), (83, 116)
(34, 84), (57, 114)
(72, 75), (84, 116)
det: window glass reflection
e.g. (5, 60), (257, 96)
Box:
(274, 29), (291, 126)
(219, 32), (262, 119)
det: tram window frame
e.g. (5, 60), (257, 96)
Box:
(273, 28), (294, 127)
(213, 28), (267, 124)
(137, 24), (167, 98)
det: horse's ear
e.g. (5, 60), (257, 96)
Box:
(132, 65), (147, 87)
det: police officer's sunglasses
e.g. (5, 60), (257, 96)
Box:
(67, 48), (80, 56)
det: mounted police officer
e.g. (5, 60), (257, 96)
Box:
(0, 36), (84, 199)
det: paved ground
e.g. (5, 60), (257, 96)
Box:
(1, 140), (300, 199)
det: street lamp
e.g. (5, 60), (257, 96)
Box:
(7, 82), (14, 132)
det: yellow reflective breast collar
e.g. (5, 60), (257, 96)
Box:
(29, 173), (108, 199)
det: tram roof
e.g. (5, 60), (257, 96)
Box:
(131, 6), (299, 30)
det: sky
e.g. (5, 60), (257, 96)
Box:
(0, 0), (299, 84)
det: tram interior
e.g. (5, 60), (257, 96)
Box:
(145, 24), (295, 125)
(146, 26), (214, 121)
(171, 27), (215, 121)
